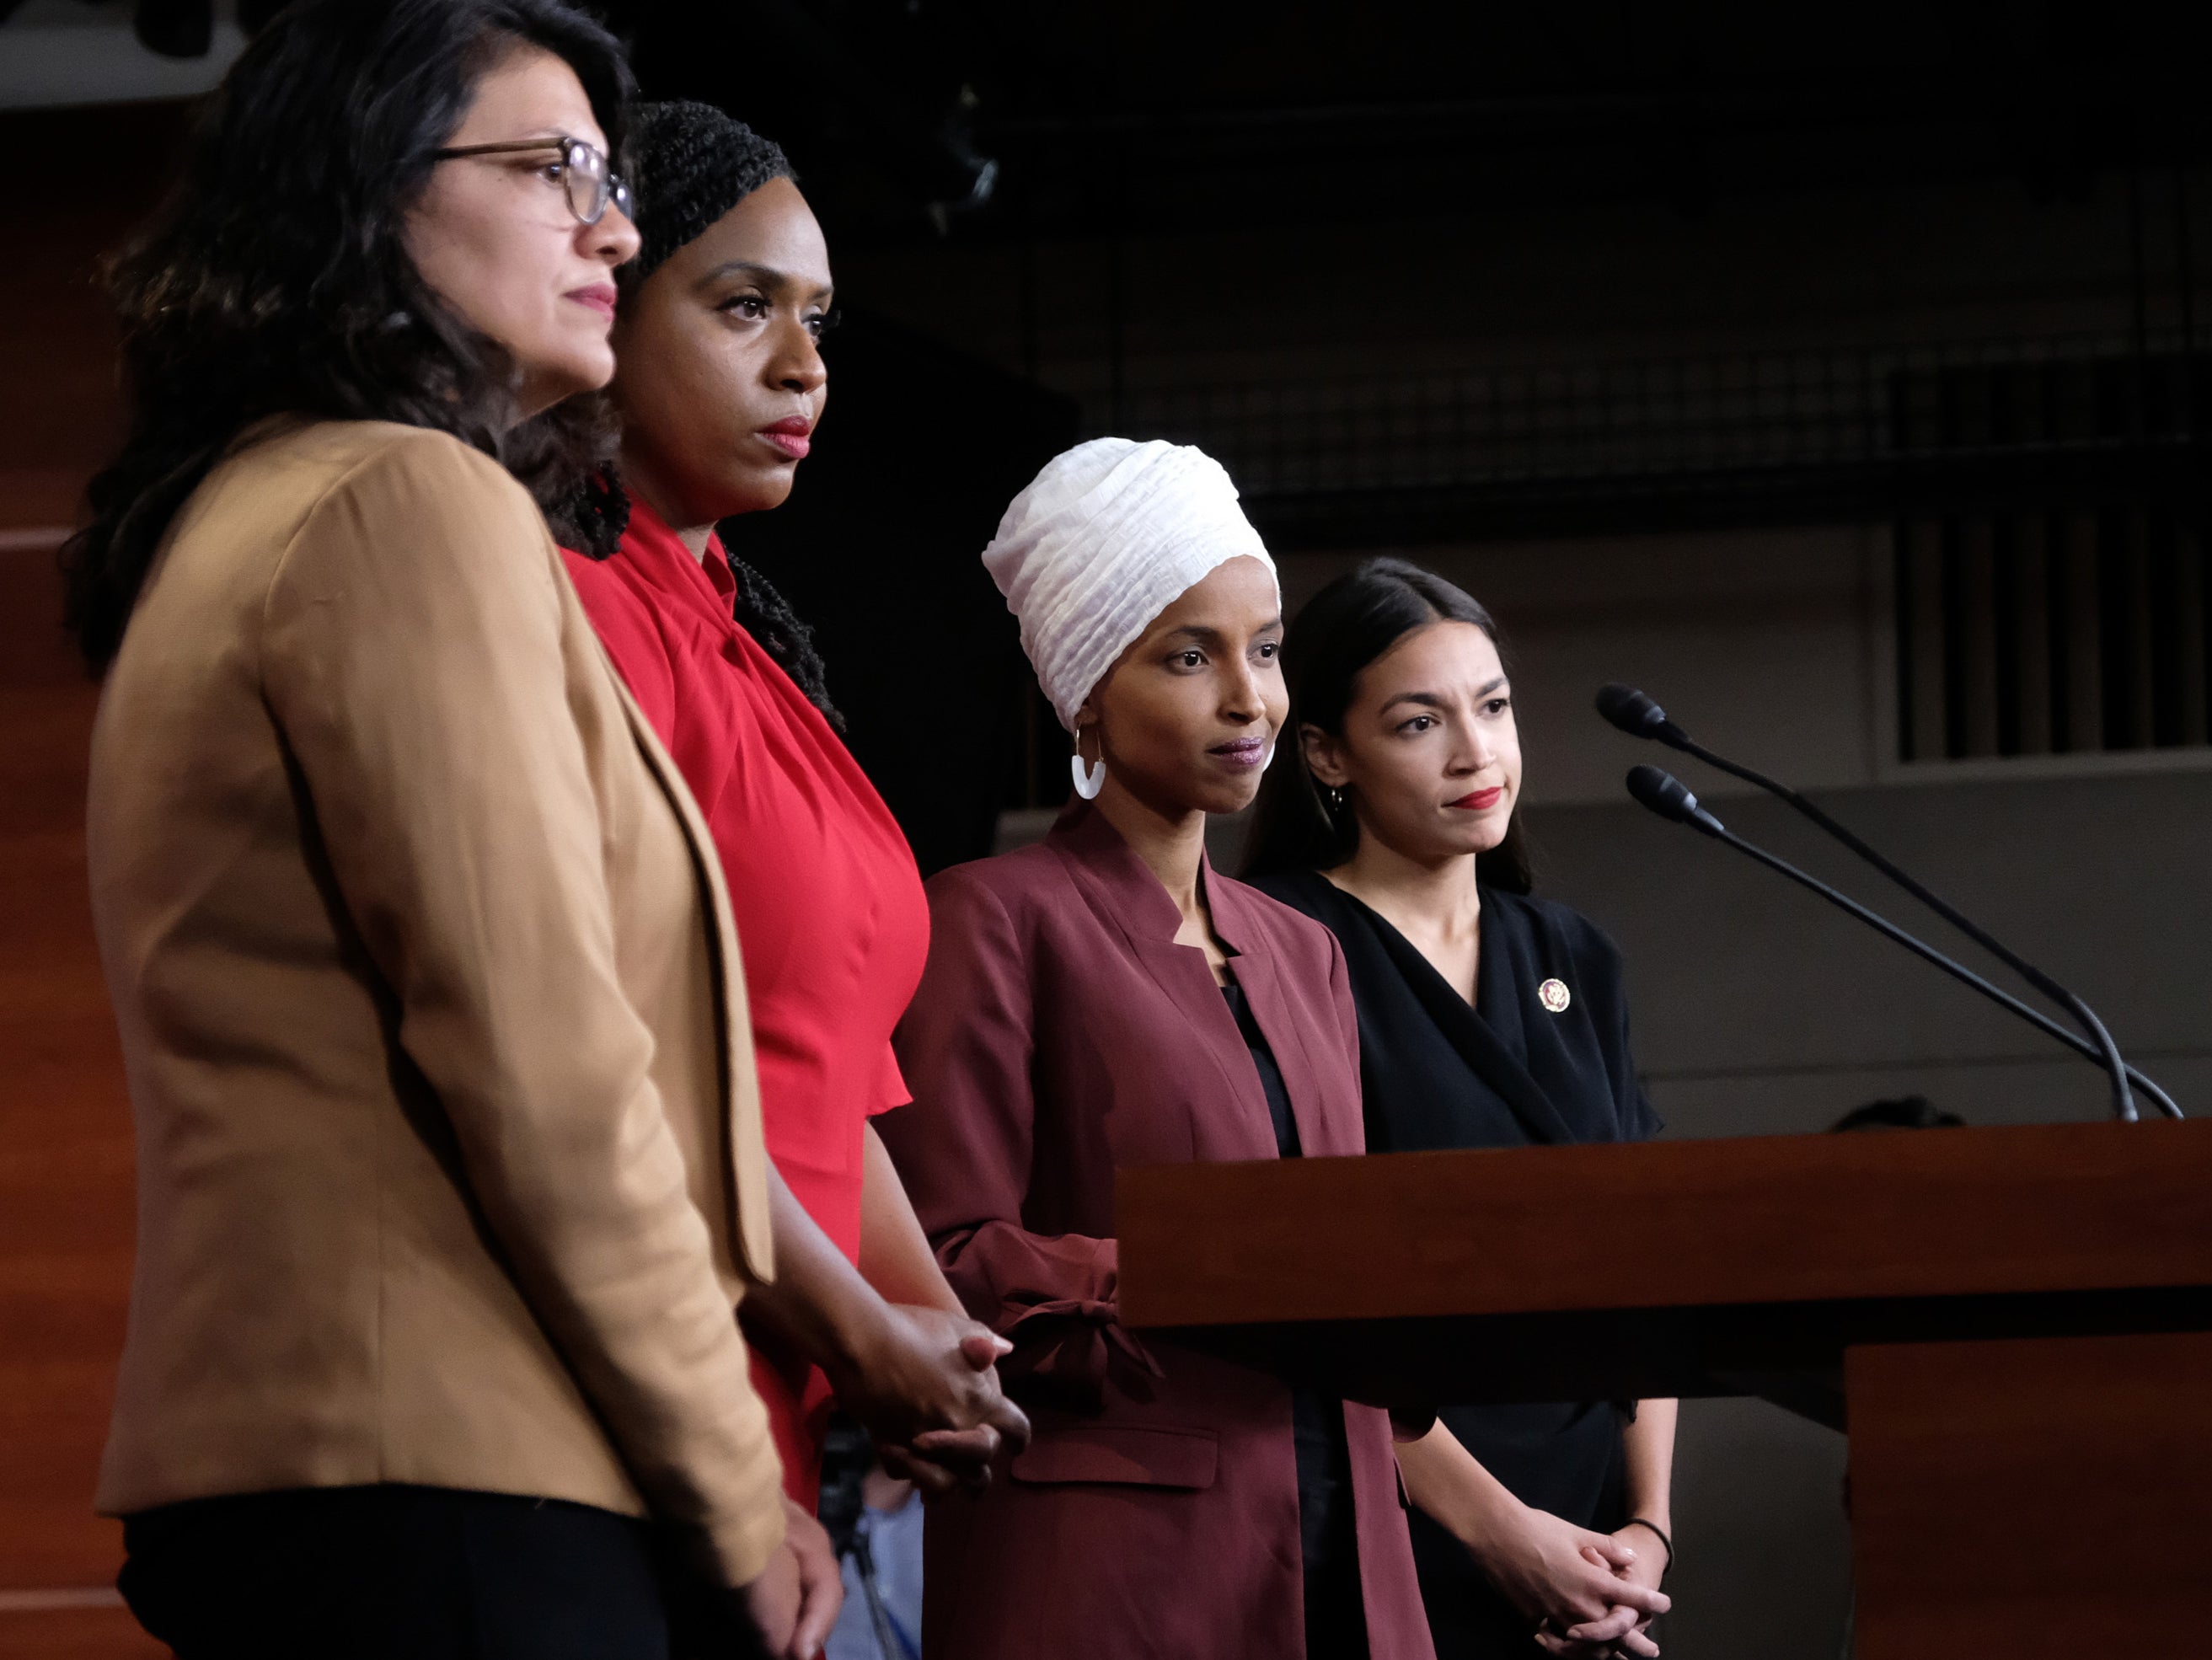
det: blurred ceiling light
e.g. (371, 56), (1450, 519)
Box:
(0, 0), (242, 109)
(133, 0), (209, 57)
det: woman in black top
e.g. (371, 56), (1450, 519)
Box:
(1247, 558), (1676, 1660)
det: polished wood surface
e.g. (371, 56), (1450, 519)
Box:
(0, 536), (137, 1633)
(0, 539), (130, 1599)
(1120, 1120), (2212, 1326)
(1116, 1120), (2212, 1411)
(1848, 1332), (2212, 1658)
(3, 101), (188, 1657)
(1118, 1127), (2212, 1655)
(0, 1607), (160, 1660)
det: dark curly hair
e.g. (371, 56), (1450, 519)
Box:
(60, 0), (635, 671)
(1244, 557), (1535, 892)
(550, 100), (844, 730)
(624, 99), (795, 286)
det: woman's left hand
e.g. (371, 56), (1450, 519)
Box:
(1533, 1527), (1666, 1659)
(828, 1302), (1031, 1495)
(1607, 1524), (1666, 1597)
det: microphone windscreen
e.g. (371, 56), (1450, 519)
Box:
(1626, 763), (1698, 823)
(1596, 683), (1667, 737)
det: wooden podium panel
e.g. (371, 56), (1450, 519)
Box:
(1117, 1121), (2212, 1656)
(1117, 1120), (2212, 1420)
(1847, 1331), (2212, 1659)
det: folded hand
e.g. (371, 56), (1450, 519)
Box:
(829, 1304), (1032, 1495)
(1476, 1502), (1668, 1658)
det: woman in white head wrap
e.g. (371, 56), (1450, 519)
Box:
(876, 440), (1438, 1660)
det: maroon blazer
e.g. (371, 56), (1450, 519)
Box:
(881, 802), (1434, 1660)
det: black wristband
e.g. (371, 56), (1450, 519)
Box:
(1623, 1516), (1674, 1577)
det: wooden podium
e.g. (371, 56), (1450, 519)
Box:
(1117, 1119), (2212, 1659)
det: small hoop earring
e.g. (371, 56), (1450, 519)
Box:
(1071, 727), (1106, 801)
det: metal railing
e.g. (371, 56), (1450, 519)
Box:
(1087, 330), (2212, 525)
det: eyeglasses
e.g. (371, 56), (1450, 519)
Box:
(431, 135), (634, 228)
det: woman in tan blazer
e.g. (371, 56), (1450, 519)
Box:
(60, 3), (826, 1655)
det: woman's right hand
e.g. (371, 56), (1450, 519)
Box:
(827, 1302), (1032, 1495)
(737, 1497), (843, 1660)
(1470, 1499), (1669, 1657)
(739, 1542), (801, 1657)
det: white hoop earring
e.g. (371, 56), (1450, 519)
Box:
(1071, 729), (1106, 801)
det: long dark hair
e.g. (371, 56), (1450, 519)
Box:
(60, 0), (635, 671)
(1245, 556), (1535, 892)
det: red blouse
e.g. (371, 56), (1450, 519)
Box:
(563, 497), (929, 1503)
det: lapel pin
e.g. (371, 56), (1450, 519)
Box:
(1538, 977), (1572, 1014)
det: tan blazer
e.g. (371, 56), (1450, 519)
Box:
(86, 420), (784, 1588)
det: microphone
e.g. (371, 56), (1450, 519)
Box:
(1596, 683), (1689, 747)
(1622, 765), (2176, 1123)
(1625, 763), (1725, 838)
(1600, 684), (2173, 1123)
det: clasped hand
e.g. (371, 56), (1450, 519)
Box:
(824, 1302), (1031, 1495)
(1490, 1505), (1669, 1658)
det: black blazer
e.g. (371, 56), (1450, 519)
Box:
(1251, 870), (1660, 1157)
(1251, 870), (1662, 1652)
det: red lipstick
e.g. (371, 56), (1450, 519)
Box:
(760, 415), (813, 460)
(1449, 787), (1504, 811)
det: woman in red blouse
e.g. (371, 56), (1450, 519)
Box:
(554, 100), (1027, 1507)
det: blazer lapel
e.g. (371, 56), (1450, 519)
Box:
(1336, 885), (1578, 1148)
(592, 632), (775, 1282)
(1047, 806), (1279, 1162)
(1208, 876), (1346, 1158)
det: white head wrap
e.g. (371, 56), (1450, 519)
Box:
(983, 438), (1277, 731)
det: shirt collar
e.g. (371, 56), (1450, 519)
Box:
(624, 490), (738, 609)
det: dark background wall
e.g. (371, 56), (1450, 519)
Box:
(8, 3), (2212, 1655)
(724, 310), (1076, 876)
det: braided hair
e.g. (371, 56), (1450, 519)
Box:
(553, 100), (843, 729)
(622, 99), (796, 285)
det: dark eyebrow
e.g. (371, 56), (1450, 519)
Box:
(1379, 674), (1508, 714)
(446, 132), (574, 158)
(1160, 616), (1283, 648)
(694, 260), (835, 303)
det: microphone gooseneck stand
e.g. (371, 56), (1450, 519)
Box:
(1599, 684), (2177, 1122)
(1621, 763), (2180, 1122)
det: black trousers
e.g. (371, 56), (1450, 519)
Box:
(119, 1485), (769, 1660)
(1293, 1390), (1370, 1660)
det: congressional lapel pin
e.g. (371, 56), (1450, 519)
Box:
(1538, 977), (1572, 1014)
